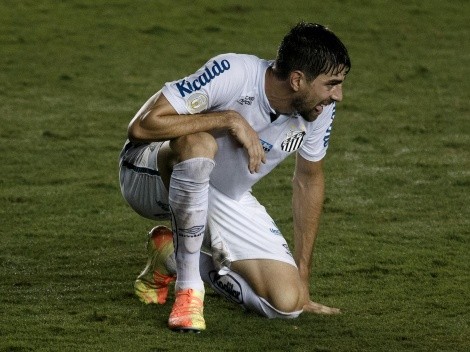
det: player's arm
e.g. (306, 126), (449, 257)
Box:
(128, 93), (235, 142)
(292, 154), (324, 288)
(292, 153), (340, 314)
(127, 93), (266, 173)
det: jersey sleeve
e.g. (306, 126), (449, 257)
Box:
(298, 103), (336, 162)
(161, 53), (247, 114)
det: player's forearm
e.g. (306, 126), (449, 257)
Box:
(128, 109), (239, 142)
(292, 168), (325, 282)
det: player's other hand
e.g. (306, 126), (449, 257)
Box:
(303, 300), (341, 315)
(227, 111), (266, 173)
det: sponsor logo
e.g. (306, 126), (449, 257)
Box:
(176, 59), (231, 97)
(237, 96), (255, 105)
(260, 139), (273, 152)
(281, 130), (306, 152)
(186, 92), (208, 113)
(209, 271), (243, 304)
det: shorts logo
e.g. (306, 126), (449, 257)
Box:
(209, 271), (243, 304)
(281, 130), (306, 152)
(186, 93), (208, 113)
(176, 59), (231, 97)
(270, 221), (281, 236)
(283, 244), (293, 258)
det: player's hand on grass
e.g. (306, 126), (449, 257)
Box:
(297, 269), (340, 315)
(303, 300), (341, 315)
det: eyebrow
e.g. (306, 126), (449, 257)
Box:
(325, 79), (344, 85)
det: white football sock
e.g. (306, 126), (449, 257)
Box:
(169, 158), (215, 292)
(199, 253), (302, 319)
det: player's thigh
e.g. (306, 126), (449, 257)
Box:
(207, 187), (304, 311)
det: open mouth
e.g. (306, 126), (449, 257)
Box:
(314, 101), (332, 115)
(314, 104), (324, 115)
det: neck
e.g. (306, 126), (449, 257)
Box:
(265, 67), (294, 115)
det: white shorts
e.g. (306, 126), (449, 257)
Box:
(204, 186), (296, 272)
(119, 142), (297, 269)
(119, 141), (171, 220)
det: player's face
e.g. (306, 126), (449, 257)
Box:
(293, 67), (347, 122)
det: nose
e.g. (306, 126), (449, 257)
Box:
(331, 84), (343, 102)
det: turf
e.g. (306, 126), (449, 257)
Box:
(1, 1), (469, 351)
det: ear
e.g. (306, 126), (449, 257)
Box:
(289, 71), (305, 92)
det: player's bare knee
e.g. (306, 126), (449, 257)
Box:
(170, 132), (218, 161)
(259, 289), (303, 319)
(268, 285), (304, 314)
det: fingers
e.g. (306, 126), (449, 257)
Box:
(303, 301), (341, 315)
(247, 141), (266, 173)
(226, 113), (265, 173)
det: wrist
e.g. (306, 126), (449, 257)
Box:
(223, 110), (241, 129)
(297, 263), (311, 281)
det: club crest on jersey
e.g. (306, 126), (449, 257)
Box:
(281, 130), (306, 152)
(186, 92), (208, 113)
(176, 59), (231, 97)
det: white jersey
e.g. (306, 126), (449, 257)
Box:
(162, 53), (336, 200)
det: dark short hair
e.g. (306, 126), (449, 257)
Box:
(274, 22), (351, 80)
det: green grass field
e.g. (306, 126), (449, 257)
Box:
(1, 1), (469, 351)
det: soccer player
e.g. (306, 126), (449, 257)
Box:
(119, 22), (351, 332)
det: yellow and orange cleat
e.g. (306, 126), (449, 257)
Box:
(168, 288), (206, 333)
(134, 225), (176, 305)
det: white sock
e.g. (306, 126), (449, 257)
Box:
(169, 158), (215, 292)
(199, 254), (302, 319)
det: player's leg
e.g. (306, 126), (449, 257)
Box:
(200, 254), (303, 318)
(159, 132), (217, 332)
(120, 133), (217, 332)
(119, 142), (176, 304)
(231, 258), (306, 314)
(202, 186), (305, 318)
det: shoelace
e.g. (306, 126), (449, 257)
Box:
(172, 290), (203, 314)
